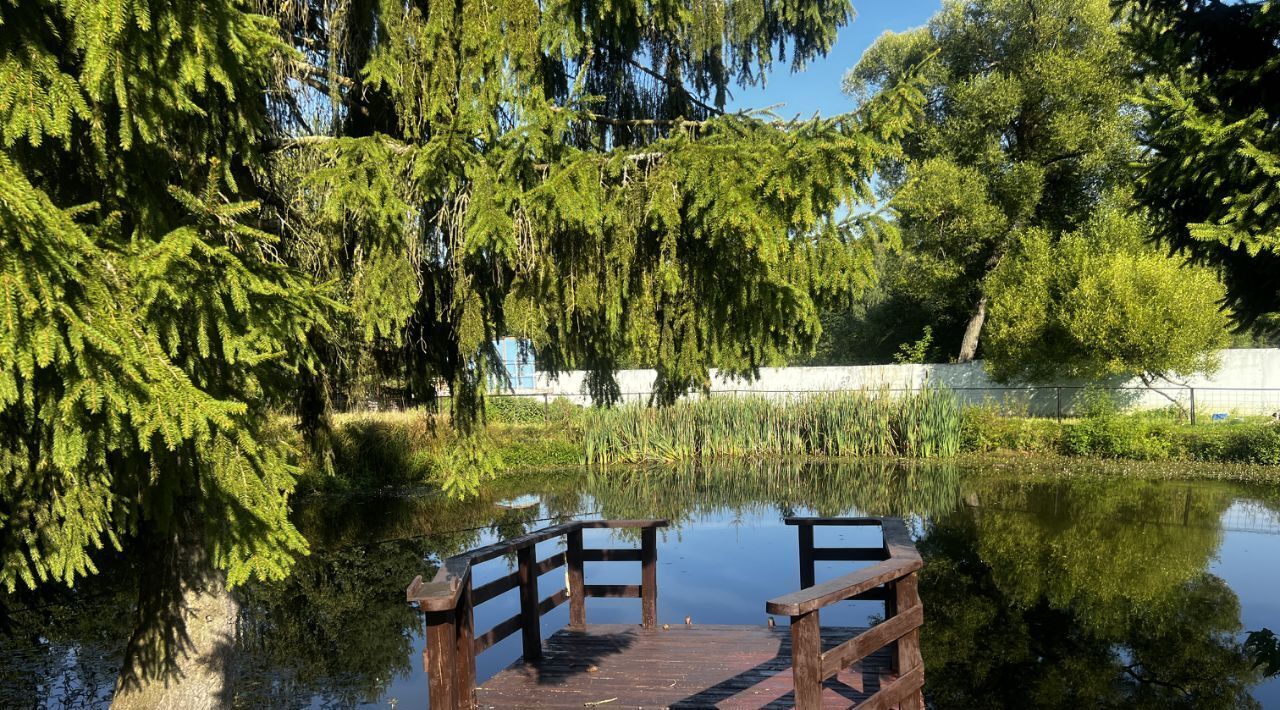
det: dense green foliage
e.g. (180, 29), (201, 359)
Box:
(844, 0), (1136, 363)
(962, 402), (1280, 464)
(983, 196), (1230, 382)
(1126, 0), (1280, 330)
(581, 388), (961, 464)
(0, 0), (330, 616)
(810, 0), (1237, 377)
(268, 0), (927, 494)
(1, 0), (924, 650)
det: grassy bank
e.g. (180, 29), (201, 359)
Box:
(297, 407), (580, 493)
(962, 407), (1280, 464)
(296, 391), (1280, 491)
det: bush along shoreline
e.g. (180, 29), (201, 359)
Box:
(962, 394), (1280, 465)
(299, 388), (1280, 491)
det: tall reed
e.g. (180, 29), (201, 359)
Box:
(581, 387), (962, 465)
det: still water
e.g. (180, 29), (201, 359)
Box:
(4, 460), (1278, 708)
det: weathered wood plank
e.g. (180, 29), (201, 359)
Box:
(473, 612), (523, 653)
(854, 664), (924, 710)
(820, 603), (923, 678)
(578, 547), (643, 562)
(641, 527), (658, 628)
(472, 570), (518, 605)
(766, 558), (922, 616)
(583, 584), (641, 598)
(536, 551), (565, 576)
(476, 624), (892, 710)
(785, 517), (885, 526)
(517, 545), (542, 663)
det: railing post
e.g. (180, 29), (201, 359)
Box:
(798, 523), (815, 589)
(1190, 387), (1197, 425)
(641, 526), (658, 628)
(517, 544), (542, 663)
(424, 608), (459, 709)
(456, 579), (476, 708)
(790, 610), (823, 710)
(567, 528), (586, 629)
(894, 571), (925, 710)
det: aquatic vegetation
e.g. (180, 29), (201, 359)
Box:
(581, 388), (962, 464)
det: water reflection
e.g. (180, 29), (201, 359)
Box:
(920, 479), (1261, 708)
(1, 460), (1275, 708)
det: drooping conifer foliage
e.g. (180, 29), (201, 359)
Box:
(3, 0), (918, 628)
(1, 0), (334, 684)
(265, 0), (923, 492)
(1125, 0), (1280, 330)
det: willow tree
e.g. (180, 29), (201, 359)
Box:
(845, 0), (1136, 362)
(1, 0), (332, 702)
(266, 0), (922, 492)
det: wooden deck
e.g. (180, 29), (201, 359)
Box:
(475, 624), (896, 709)
(407, 517), (925, 709)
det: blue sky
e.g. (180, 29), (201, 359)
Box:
(727, 1), (941, 117)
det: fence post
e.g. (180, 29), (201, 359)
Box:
(641, 527), (658, 628)
(1190, 387), (1197, 426)
(543, 393), (549, 423)
(424, 608), (459, 708)
(798, 523), (815, 590)
(790, 610), (823, 710)
(567, 528), (586, 629)
(1055, 387), (1062, 422)
(455, 579), (476, 708)
(517, 545), (542, 663)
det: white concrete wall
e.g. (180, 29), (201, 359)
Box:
(521, 349), (1280, 416)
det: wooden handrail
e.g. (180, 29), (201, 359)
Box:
(407, 518), (667, 710)
(765, 557), (922, 615)
(772, 517), (926, 710)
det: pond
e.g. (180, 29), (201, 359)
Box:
(3, 459), (1278, 708)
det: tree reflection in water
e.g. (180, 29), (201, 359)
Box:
(920, 478), (1261, 709)
(0, 462), (1271, 708)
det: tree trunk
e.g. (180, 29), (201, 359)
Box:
(111, 522), (239, 709)
(957, 293), (988, 363)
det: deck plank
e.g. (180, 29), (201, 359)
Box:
(475, 624), (895, 709)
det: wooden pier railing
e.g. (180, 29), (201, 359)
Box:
(407, 516), (924, 709)
(768, 517), (926, 710)
(405, 518), (668, 709)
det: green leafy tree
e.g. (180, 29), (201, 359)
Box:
(1125, 0), (1280, 331)
(983, 196), (1230, 384)
(845, 0), (1136, 362)
(265, 0), (924, 493)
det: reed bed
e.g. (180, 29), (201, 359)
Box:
(581, 387), (962, 465)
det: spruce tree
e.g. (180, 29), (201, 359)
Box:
(1, 0), (330, 693)
(1125, 0), (1280, 330)
(266, 0), (922, 492)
